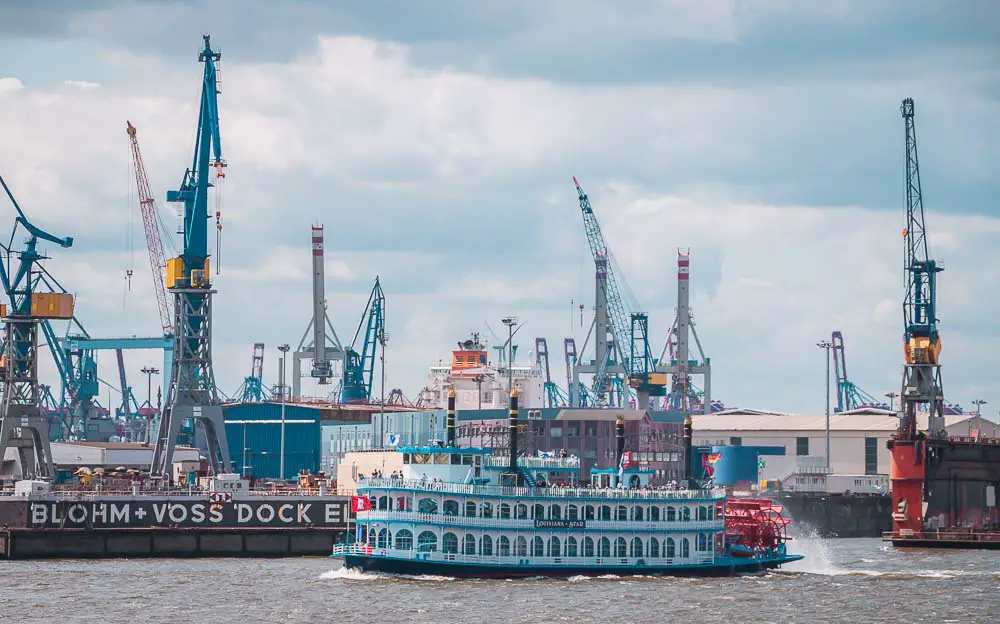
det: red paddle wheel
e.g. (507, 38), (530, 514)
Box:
(725, 499), (792, 556)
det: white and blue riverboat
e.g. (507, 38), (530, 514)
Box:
(332, 389), (803, 578)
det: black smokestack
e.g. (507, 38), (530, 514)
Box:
(683, 415), (693, 487)
(446, 388), (456, 447)
(508, 387), (519, 481)
(615, 415), (625, 468)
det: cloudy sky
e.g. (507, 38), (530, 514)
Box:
(0, 0), (997, 416)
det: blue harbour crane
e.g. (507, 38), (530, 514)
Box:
(0, 174), (75, 477)
(341, 277), (385, 403)
(150, 35), (232, 478)
(570, 177), (664, 408)
(831, 331), (889, 412)
(898, 97), (945, 440)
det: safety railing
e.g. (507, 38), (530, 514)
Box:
(357, 510), (725, 531)
(356, 478), (723, 501)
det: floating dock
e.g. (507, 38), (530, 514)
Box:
(0, 491), (351, 559)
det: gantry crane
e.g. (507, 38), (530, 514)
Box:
(341, 277), (385, 403)
(0, 174), (75, 478)
(535, 337), (568, 407)
(150, 35), (231, 478)
(831, 331), (889, 412)
(234, 342), (269, 403)
(570, 177), (663, 408)
(896, 97), (945, 440)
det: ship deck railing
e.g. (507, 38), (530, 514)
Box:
(357, 509), (725, 531)
(332, 543), (717, 566)
(883, 528), (1000, 543)
(356, 478), (724, 500)
(0, 488), (347, 500)
(482, 456), (581, 470)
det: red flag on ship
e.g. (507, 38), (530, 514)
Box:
(351, 495), (372, 513)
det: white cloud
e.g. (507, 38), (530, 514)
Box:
(63, 80), (101, 90)
(0, 27), (996, 419)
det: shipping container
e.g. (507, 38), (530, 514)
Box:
(30, 293), (74, 319)
(223, 402), (322, 480)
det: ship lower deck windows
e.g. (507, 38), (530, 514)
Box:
(533, 503), (545, 519)
(630, 537), (643, 558)
(665, 537), (675, 558)
(614, 537), (627, 557)
(498, 536), (511, 556)
(567, 504), (579, 520)
(417, 531), (438, 552)
(649, 537), (660, 558)
(583, 537), (595, 557)
(532, 537), (545, 557)
(395, 529), (413, 551)
(548, 536), (561, 557)
(516, 536), (528, 556)
(566, 536), (578, 557)
(549, 504), (562, 520)
(443, 532), (459, 554)
(599, 537), (611, 558)
(649, 506), (660, 521)
(443, 500), (459, 516)
(516, 504), (528, 519)
(481, 535), (493, 556)
(463, 534), (476, 555)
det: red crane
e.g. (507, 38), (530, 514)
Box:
(126, 121), (173, 333)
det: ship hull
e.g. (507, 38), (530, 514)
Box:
(341, 553), (803, 578)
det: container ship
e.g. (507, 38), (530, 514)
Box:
(332, 389), (802, 578)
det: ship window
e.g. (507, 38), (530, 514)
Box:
(729, 437), (742, 447)
(417, 531), (437, 552)
(665, 537), (675, 558)
(681, 507), (691, 522)
(566, 536), (578, 557)
(498, 536), (511, 557)
(666, 506), (676, 522)
(599, 505), (611, 521)
(532, 537), (545, 557)
(481, 502), (494, 518)
(516, 504), (528, 519)
(649, 537), (660, 558)
(616, 505), (628, 522)
(614, 537), (627, 557)
(412, 453), (431, 464)
(698, 533), (709, 551)
(442, 532), (459, 554)
(697, 506), (708, 521)
(649, 506), (660, 522)
(533, 503), (545, 519)
(515, 536), (528, 557)
(402, 453), (410, 464)
(549, 504), (561, 520)
(567, 505), (579, 520)
(598, 537), (611, 558)
(630, 537), (643, 558)
(632, 506), (644, 521)
(396, 496), (409, 511)
(584, 505), (595, 520)
(418, 498), (438, 514)
(681, 538), (690, 558)
(583, 537), (595, 557)
(707, 505), (714, 520)
(481, 535), (493, 556)
(568, 426), (579, 437)
(586, 425), (597, 437)
(548, 536), (561, 557)
(499, 503), (511, 519)
(376, 528), (390, 548)
(395, 529), (413, 551)
(462, 455), (474, 465)
(463, 535), (476, 555)
(434, 454), (449, 464)
(551, 427), (562, 438)
(443, 500), (459, 516)
(377, 496), (389, 510)
(465, 501), (477, 517)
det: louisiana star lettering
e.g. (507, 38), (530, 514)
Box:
(28, 499), (348, 529)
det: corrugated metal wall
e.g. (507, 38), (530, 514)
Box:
(223, 403), (322, 480)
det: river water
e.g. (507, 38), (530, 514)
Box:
(1, 538), (996, 623)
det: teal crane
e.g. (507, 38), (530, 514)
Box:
(341, 277), (385, 403)
(0, 173), (74, 477)
(150, 35), (232, 478)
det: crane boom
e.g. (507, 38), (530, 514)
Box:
(126, 121), (173, 333)
(899, 97), (945, 439)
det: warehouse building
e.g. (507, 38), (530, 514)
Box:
(691, 407), (1000, 478)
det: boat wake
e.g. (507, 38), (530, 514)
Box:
(319, 567), (455, 582)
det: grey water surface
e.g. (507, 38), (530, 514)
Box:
(1, 538), (996, 623)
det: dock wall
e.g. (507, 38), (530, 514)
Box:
(779, 493), (892, 538)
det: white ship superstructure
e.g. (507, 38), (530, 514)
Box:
(417, 334), (544, 410)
